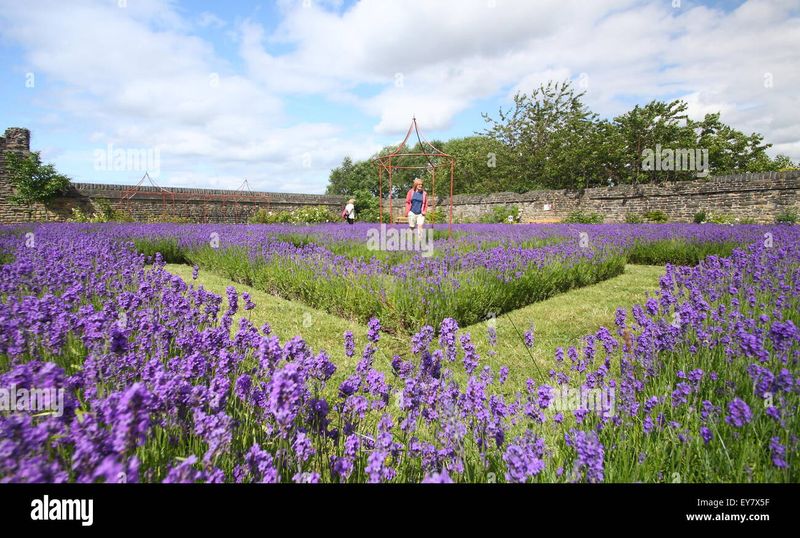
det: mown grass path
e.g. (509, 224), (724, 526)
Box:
(165, 263), (664, 390)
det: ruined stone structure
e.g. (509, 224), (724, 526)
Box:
(1, 127), (798, 224)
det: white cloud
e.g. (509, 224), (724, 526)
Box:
(1, 0), (798, 195)
(248, 0), (800, 152)
(197, 11), (226, 29)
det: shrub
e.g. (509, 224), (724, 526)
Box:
(353, 191), (380, 222)
(249, 206), (337, 224)
(775, 209), (798, 224)
(706, 212), (736, 225)
(248, 209), (293, 224)
(479, 205), (520, 224)
(426, 207), (443, 224)
(693, 211), (707, 224)
(625, 213), (644, 224)
(643, 210), (668, 223)
(68, 202), (134, 223)
(562, 211), (603, 224)
(290, 206), (338, 224)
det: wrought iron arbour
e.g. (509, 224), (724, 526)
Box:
(197, 179), (272, 223)
(372, 116), (455, 237)
(121, 172), (175, 215)
(122, 173), (271, 223)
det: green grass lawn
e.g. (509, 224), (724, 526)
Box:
(165, 263), (664, 392)
(465, 264), (664, 388)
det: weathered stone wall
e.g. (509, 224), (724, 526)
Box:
(2, 126), (798, 224)
(0, 127), (347, 224)
(50, 183), (347, 224)
(440, 172), (800, 223)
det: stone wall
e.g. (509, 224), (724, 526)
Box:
(440, 172), (800, 223)
(2, 126), (798, 224)
(0, 127), (347, 224)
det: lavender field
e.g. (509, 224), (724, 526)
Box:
(0, 222), (797, 483)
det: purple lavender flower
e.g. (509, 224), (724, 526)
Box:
(292, 432), (315, 463)
(725, 398), (752, 428)
(503, 432), (546, 483)
(460, 332), (479, 375)
(109, 326), (129, 354)
(111, 383), (152, 454)
(524, 325), (535, 349)
(338, 374), (360, 397)
(769, 437), (788, 469)
(439, 318), (459, 361)
(671, 382), (692, 407)
(422, 470), (454, 483)
(266, 362), (305, 434)
(411, 325), (435, 354)
(343, 331), (355, 357)
(537, 385), (553, 409)
(367, 317), (381, 343)
(498, 366), (509, 385)
(163, 456), (204, 483)
(487, 326), (497, 347)
(566, 429), (605, 483)
(242, 443), (278, 483)
(330, 456), (353, 481)
(225, 286), (238, 315)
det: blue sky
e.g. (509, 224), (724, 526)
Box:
(1, 0), (798, 193)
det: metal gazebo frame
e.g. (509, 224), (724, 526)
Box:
(197, 179), (272, 223)
(372, 116), (455, 236)
(121, 172), (175, 214)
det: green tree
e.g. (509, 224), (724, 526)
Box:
(5, 151), (71, 220)
(611, 99), (696, 184)
(326, 156), (376, 196)
(480, 80), (608, 190)
(770, 154), (797, 171)
(443, 136), (518, 193)
(326, 80), (793, 195)
(691, 113), (775, 175)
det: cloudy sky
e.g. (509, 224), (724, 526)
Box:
(1, 0), (798, 193)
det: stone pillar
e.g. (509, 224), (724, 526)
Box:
(0, 128), (32, 222)
(4, 127), (31, 153)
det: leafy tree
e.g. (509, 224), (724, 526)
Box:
(327, 80), (794, 195)
(5, 151), (71, 220)
(480, 80), (599, 190)
(770, 154), (797, 171)
(443, 136), (518, 193)
(611, 99), (696, 184)
(691, 113), (774, 175)
(326, 156), (376, 196)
